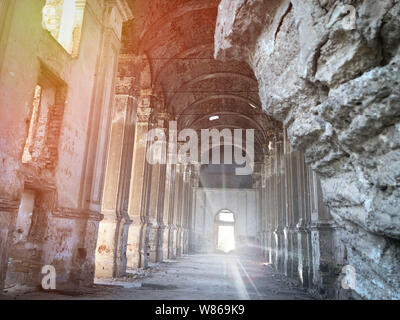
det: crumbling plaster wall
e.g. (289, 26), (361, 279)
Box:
(215, 0), (400, 299)
(0, 0), (104, 204)
(0, 0), (130, 289)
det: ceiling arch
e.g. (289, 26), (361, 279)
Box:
(174, 94), (261, 118)
(187, 112), (268, 141)
(136, 0), (220, 53)
(124, 0), (283, 164)
(153, 43), (215, 85)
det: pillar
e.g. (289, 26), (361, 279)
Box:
(175, 163), (185, 257)
(182, 165), (193, 255)
(189, 163), (201, 253)
(159, 125), (175, 261)
(265, 155), (274, 264)
(147, 112), (168, 263)
(95, 73), (135, 278)
(273, 137), (285, 273)
(127, 100), (153, 269)
(283, 129), (297, 280)
(88, 1), (133, 279)
(309, 169), (343, 297)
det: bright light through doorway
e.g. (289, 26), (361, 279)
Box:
(218, 225), (235, 253)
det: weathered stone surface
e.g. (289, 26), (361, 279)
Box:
(0, 0), (131, 291)
(1, 0), (398, 300)
(215, 0), (400, 299)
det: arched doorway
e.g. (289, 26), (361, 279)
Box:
(215, 210), (236, 253)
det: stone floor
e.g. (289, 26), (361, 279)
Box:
(0, 253), (315, 300)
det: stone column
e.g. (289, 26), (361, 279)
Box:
(127, 100), (153, 269)
(158, 161), (171, 262)
(167, 164), (177, 259)
(189, 163), (201, 253)
(167, 164), (178, 259)
(171, 163), (184, 258)
(259, 153), (267, 259)
(182, 165), (193, 255)
(293, 150), (311, 288)
(95, 74), (135, 278)
(159, 126), (176, 261)
(273, 138), (285, 273)
(81, 1), (133, 214)
(87, 1), (133, 279)
(294, 150), (309, 282)
(309, 169), (343, 297)
(261, 152), (269, 261)
(265, 155), (274, 264)
(252, 163), (262, 252)
(270, 141), (279, 268)
(283, 129), (297, 279)
(147, 112), (168, 263)
(176, 163), (187, 257)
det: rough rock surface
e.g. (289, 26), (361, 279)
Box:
(215, 0), (400, 299)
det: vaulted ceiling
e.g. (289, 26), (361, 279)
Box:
(123, 0), (282, 162)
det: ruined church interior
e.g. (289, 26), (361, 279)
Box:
(0, 0), (399, 302)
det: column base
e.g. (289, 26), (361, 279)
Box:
(95, 216), (130, 279)
(181, 228), (188, 255)
(126, 221), (149, 269)
(148, 223), (160, 263)
(175, 226), (182, 257)
(310, 220), (343, 298)
(159, 225), (170, 262)
(168, 226), (177, 259)
(297, 224), (312, 288)
(273, 227), (285, 273)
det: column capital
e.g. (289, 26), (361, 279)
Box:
(140, 88), (159, 97)
(104, 0), (133, 22)
(103, 0), (133, 41)
(136, 107), (152, 123)
(0, 197), (19, 213)
(157, 112), (170, 128)
(138, 93), (155, 108)
(115, 76), (135, 95)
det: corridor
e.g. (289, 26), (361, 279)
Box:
(0, 0), (399, 301)
(2, 253), (313, 300)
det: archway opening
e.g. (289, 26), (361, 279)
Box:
(215, 210), (236, 253)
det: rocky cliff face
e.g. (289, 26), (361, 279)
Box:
(215, 0), (400, 299)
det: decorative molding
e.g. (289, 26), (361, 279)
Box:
(157, 112), (170, 127)
(52, 207), (104, 221)
(136, 107), (152, 123)
(310, 220), (339, 231)
(0, 198), (19, 212)
(116, 0), (133, 22)
(115, 76), (135, 95)
(105, 0), (133, 22)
